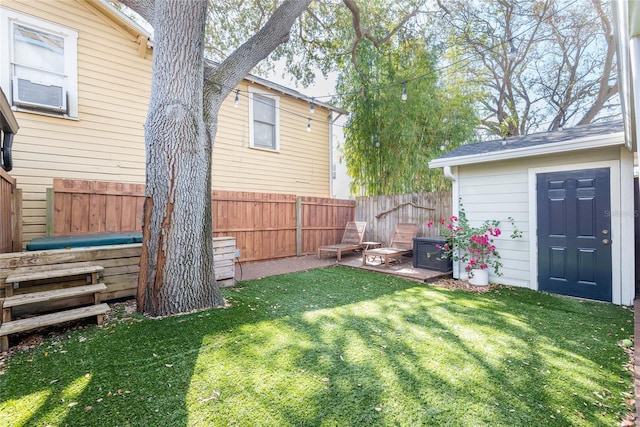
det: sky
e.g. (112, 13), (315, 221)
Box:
(265, 60), (339, 100)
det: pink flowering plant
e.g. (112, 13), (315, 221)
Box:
(427, 203), (521, 277)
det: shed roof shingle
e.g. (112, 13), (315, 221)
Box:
(436, 120), (624, 161)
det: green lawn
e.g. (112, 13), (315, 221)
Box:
(0, 267), (634, 426)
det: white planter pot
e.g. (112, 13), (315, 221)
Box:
(468, 269), (489, 286)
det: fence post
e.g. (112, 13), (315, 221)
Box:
(45, 187), (55, 237)
(296, 196), (302, 257)
(12, 188), (22, 251)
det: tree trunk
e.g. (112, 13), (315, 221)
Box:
(137, 0), (224, 316)
(119, 0), (313, 316)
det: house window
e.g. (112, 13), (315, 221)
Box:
(249, 88), (279, 151)
(0, 8), (78, 118)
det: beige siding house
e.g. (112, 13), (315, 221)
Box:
(0, 0), (344, 245)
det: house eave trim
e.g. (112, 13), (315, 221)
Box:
(243, 74), (348, 115)
(429, 132), (625, 168)
(86, 0), (152, 44)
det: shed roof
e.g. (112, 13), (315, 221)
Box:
(429, 120), (625, 168)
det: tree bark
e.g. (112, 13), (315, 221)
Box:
(137, 0), (224, 315)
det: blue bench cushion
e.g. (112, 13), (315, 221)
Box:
(27, 232), (143, 251)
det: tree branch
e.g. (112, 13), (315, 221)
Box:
(205, 0), (313, 105)
(117, 0), (156, 27)
(577, 0), (618, 125)
(342, 0), (424, 73)
(116, 0), (313, 113)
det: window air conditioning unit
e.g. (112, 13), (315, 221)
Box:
(12, 77), (67, 113)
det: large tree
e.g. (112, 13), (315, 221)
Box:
(120, 0), (312, 316)
(202, 0), (429, 85)
(435, 0), (618, 137)
(119, 0), (429, 316)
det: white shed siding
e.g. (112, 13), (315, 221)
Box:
(454, 146), (625, 290)
(456, 163), (530, 286)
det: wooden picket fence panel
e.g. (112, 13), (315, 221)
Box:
(47, 179), (356, 262)
(0, 169), (21, 253)
(48, 179), (145, 236)
(299, 196), (357, 255)
(212, 190), (298, 262)
(355, 192), (451, 245)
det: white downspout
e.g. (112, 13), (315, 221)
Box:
(443, 165), (461, 279)
(443, 165), (457, 182)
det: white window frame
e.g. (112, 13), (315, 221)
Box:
(0, 8), (78, 119)
(248, 86), (280, 152)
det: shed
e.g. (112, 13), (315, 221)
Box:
(429, 120), (636, 306)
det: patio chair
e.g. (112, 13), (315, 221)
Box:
(317, 221), (367, 261)
(362, 223), (418, 268)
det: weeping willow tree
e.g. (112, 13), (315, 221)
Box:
(338, 37), (478, 196)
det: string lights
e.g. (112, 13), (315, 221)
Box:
(310, 97), (315, 114)
(234, 89), (239, 107)
(401, 81), (407, 101)
(307, 118), (312, 132)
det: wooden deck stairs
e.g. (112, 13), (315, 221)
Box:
(1, 265), (110, 352)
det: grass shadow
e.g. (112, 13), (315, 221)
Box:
(0, 266), (633, 426)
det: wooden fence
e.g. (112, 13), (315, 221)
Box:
(46, 181), (455, 261)
(47, 179), (145, 236)
(356, 192), (452, 245)
(299, 196), (357, 255)
(47, 179), (356, 262)
(0, 169), (21, 254)
(212, 190), (297, 261)
(212, 192), (355, 261)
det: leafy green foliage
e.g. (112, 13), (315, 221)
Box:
(201, 0), (615, 139)
(0, 268), (633, 426)
(338, 38), (478, 195)
(204, 0), (435, 86)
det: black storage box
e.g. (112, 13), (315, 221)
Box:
(413, 237), (452, 272)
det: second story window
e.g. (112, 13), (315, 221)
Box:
(249, 88), (279, 151)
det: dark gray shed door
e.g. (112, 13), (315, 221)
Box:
(537, 168), (612, 302)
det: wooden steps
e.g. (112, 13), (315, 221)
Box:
(0, 304), (110, 336)
(1, 265), (109, 352)
(3, 283), (107, 308)
(5, 266), (104, 284)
